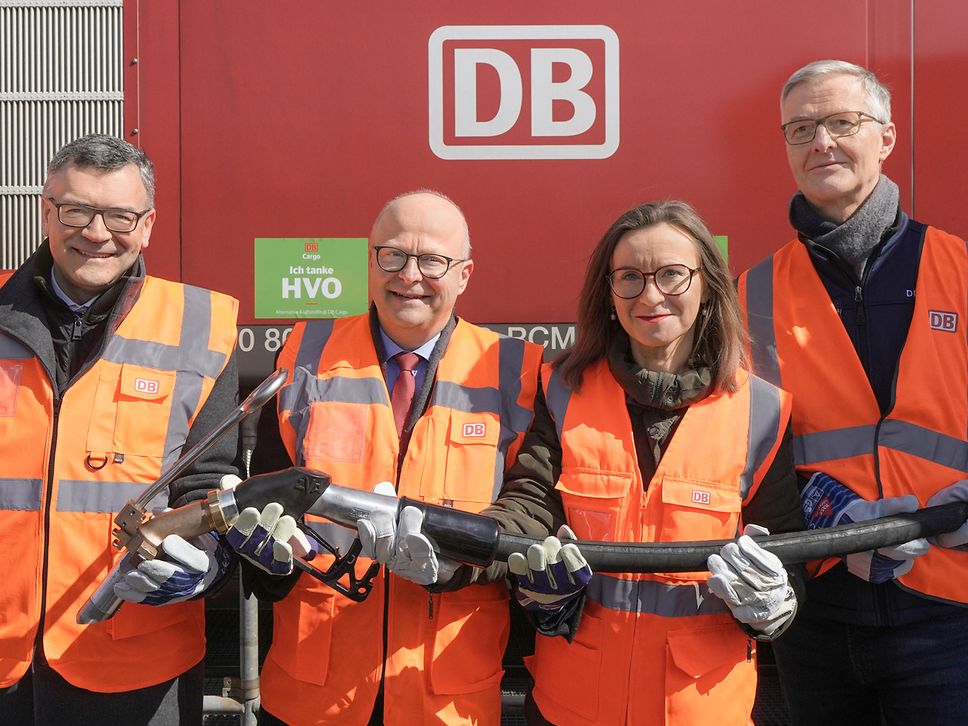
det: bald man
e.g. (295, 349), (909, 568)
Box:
(239, 191), (543, 725)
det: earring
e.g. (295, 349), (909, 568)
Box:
(609, 307), (617, 321)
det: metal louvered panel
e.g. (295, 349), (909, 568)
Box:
(0, 0), (123, 270)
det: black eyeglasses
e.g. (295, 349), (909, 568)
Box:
(372, 246), (468, 279)
(780, 111), (884, 145)
(47, 198), (152, 233)
(607, 264), (701, 299)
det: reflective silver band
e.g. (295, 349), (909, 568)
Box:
(0, 478), (42, 510)
(0, 335), (34, 359)
(740, 376), (783, 498)
(794, 421), (967, 472)
(744, 257), (782, 388)
(55, 479), (167, 513)
(586, 574), (729, 617)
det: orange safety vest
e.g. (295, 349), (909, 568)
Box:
(0, 276), (238, 691)
(739, 227), (968, 601)
(529, 361), (790, 726)
(261, 314), (542, 726)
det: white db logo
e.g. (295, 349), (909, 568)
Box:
(134, 377), (159, 394)
(691, 490), (711, 506)
(929, 310), (958, 332)
(428, 25), (619, 160)
(462, 422), (487, 438)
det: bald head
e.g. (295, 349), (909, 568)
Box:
(368, 190), (475, 349)
(371, 190), (471, 258)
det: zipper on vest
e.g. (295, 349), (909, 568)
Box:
(70, 317), (83, 341)
(36, 395), (62, 654)
(747, 637), (753, 662)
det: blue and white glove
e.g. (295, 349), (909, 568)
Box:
(225, 502), (316, 576)
(115, 532), (233, 606)
(800, 472), (929, 583)
(357, 483), (458, 586)
(926, 479), (968, 550)
(507, 525), (592, 612)
(707, 524), (796, 638)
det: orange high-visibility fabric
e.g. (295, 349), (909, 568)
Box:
(529, 362), (789, 726)
(263, 314), (542, 726)
(738, 228), (967, 600)
(0, 277), (238, 691)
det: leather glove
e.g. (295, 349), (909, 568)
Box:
(508, 525), (592, 612)
(707, 524), (796, 638)
(357, 483), (457, 586)
(800, 472), (929, 584)
(357, 481), (399, 563)
(926, 479), (968, 550)
(115, 532), (232, 606)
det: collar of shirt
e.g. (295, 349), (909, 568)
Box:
(49, 272), (97, 315)
(379, 328), (439, 396)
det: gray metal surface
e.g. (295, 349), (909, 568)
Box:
(0, 0), (123, 268)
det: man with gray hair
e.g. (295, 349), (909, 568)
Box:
(738, 60), (968, 723)
(0, 133), (242, 723)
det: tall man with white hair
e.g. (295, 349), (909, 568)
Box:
(738, 60), (968, 723)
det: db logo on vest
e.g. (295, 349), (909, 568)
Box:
(462, 422), (487, 438)
(691, 490), (711, 506)
(134, 377), (160, 394)
(929, 310), (958, 332)
(428, 25), (619, 160)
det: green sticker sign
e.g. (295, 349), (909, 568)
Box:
(254, 238), (368, 319)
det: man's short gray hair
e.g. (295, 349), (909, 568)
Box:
(782, 59), (892, 123)
(45, 133), (156, 206)
(373, 189), (471, 257)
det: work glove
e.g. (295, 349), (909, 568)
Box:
(507, 525), (592, 612)
(357, 482), (458, 586)
(926, 479), (968, 550)
(225, 502), (316, 576)
(707, 524), (796, 638)
(800, 472), (929, 583)
(115, 532), (232, 606)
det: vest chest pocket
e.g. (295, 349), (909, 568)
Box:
(439, 412), (502, 507)
(658, 476), (742, 542)
(555, 468), (633, 542)
(88, 366), (178, 460)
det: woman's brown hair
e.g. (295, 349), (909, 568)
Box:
(554, 200), (748, 392)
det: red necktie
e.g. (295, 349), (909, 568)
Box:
(390, 352), (420, 438)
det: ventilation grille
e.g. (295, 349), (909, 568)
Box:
(0, 0), (124, 269)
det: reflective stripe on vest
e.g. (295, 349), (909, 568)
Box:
(743, 255), (782, 387)
(54, 480), (167, 513)
(0, 336), (33, 359)
(586, 574), (730, 617)
(794, 420), (968, 472)
(0, 478), (42, 510)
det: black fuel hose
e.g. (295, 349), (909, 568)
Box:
(489, 501), (968, 573)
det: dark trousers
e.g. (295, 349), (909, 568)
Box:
(0, 655), (204, 726)
(772, 608), (968, 726)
